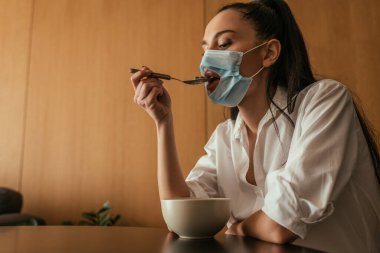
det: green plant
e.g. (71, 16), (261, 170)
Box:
(62, 201), (121, 226)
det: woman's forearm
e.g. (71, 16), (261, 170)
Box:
(227, 210), (298, 244)
(156, 114), (190, 200)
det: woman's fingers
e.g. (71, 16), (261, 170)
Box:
(134, 78), (163, 104)
(143, 86), (163, 109)
(130, 66), (152, 90)
(138, 86), (163, 108)
(130, 66), (170, 123)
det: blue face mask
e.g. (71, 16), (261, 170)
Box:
(200, 41), (267, 107)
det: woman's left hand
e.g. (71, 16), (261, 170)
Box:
(225, 222), (244, 236)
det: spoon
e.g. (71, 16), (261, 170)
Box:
(129, 68), (212, 85)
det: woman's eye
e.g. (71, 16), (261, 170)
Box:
(218, 42), (231, 49)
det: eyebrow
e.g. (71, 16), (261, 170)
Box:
(201, 29), (236, 46)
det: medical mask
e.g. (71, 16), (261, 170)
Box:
(200, 41), (267, 107)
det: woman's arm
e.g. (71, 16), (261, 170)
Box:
(225, 210), (298, 244)
(131, 67), (189, 200)
(156, 115), (190, 199)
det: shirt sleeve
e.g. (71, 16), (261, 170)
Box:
(185, 125), (222, 198)
(261, 81), (360, 239)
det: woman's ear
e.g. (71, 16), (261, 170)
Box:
(262, 39), (281, 68)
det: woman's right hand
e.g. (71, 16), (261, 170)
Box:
(131, 66), (172, 125)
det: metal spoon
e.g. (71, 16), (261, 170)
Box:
(129, 68), (210, 85)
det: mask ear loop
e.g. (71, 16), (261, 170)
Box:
(243, 41), (268, 55)
(249, 66), (265, 79)
(242, 41), (268, 79)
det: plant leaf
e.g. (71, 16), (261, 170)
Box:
(81, 212), (97, 223)
(78, 220), (94, 226)
(111, 215), (121, 225)
(100, 218), (111, 226)
(100, 214), (111, 224)
(82, 212), (97, 218)
(97, 201), (111, 215)
(62, 220), (75, 225)
(62, 201), (121, 226)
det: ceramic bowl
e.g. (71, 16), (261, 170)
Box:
(161, 198), (231, 239)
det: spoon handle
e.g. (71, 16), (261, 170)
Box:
(129, 68), (171, 80)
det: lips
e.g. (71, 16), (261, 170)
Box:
(204, 69), (220, 94)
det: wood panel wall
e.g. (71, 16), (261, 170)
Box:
(20, 0), (205, 226)
(288, 0), (380, 134)
(0, 0), (33, 189)
(0, 0), (379, 226)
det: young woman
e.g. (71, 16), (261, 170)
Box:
(131, 1), (380, 252)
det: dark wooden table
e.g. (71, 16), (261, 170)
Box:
(0, 226), (325, 253)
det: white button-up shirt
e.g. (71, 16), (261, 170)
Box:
(186, 79), (380, 253)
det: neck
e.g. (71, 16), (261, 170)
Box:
(237, 72), (273, 135)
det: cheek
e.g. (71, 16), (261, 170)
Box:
(244, 78), (262, 98)
(239, 54), (262, 77)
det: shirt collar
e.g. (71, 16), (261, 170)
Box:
(233, 86), (288, 139)
(271, 86), (288, 111)
(233, 113), (246, 139)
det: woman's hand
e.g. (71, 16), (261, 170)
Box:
(226, 211), (298, 244)
(225, 222), (244, 236)
(131, 66), (172, 125)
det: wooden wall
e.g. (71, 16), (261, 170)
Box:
(288, 0), (380, 132)
(0, 0), (379, 226)
(21, 0), (205, 227)
(0, 0), (33, 189)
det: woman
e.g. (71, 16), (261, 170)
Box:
(131, 1), (380, 252)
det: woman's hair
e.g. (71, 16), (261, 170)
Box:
(218, 0), (380, 185)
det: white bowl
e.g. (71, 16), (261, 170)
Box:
(161, 198), (231, 239)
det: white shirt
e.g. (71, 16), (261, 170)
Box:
(186, 79), (380, 253)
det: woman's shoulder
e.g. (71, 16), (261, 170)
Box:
(303, 79), (348, 95)
(297, 79), (352, 108)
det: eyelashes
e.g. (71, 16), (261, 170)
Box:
(201, 40), (233, 54)
(218, 42), (231, 49)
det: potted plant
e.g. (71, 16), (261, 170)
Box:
(62, 201), (121, 226)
